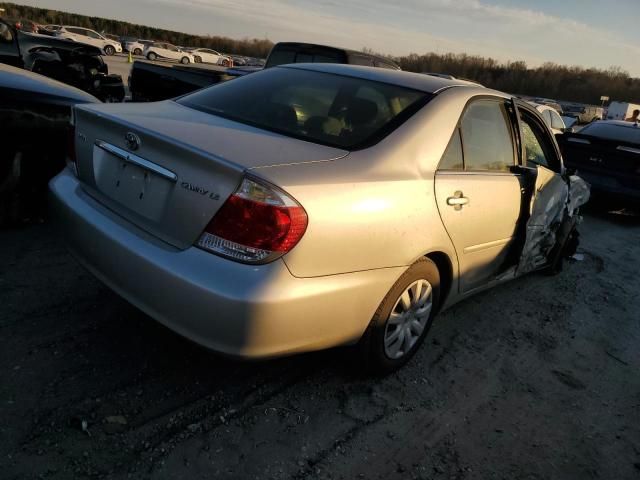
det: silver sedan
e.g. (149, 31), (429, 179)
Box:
(50, 64), (589, 372)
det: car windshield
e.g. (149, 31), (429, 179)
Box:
(177, 67), (431, 150)
(579, 122), (640, 144)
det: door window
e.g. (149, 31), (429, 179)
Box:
(459, 100), (515, 171)
(519, 112), (560, 171)
(438, 129), (464, 170)
(86, 30), (102, 39)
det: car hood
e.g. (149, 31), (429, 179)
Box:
(78, 100), (349, 169)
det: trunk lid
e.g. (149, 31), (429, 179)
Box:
(73, 101), (348, 249)
(561, 134), (640, 185)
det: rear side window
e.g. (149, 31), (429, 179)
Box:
(439, 129), (464, 170)
(460, 100), (515, 171)
(178, 67), (430, 150)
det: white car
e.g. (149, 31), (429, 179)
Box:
(54, 26), (122, 55)
(144, 42), (195, 64)
(530, 103), (566, 135)
(125, 39), (153, 56)
(190, 48), (232, 66)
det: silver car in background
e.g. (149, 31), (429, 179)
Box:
(50, 64), (589, 372)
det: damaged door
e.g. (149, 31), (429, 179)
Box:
(513, 102), (590, 274)
(435, 98), (523, 292)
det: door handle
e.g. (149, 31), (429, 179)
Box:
(446, 191), (469, 210)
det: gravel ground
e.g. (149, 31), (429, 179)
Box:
(1, 208), (639, 480)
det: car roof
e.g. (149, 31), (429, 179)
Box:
(279, 63), (486, 94)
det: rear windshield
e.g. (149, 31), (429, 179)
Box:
(579, 122), (640, 144)
(177, 67), (430, 150)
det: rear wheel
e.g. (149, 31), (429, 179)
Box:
(221, 59), (230, 67)
(147, 52), (157, 61)
(194, 56), (202, 63)
(180, 56), (190, 64)
(104, 45), (115, 56)
(358, 258), (440, 374)
(133, 48), (142, 56)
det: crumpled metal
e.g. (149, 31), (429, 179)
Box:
(516, 167), (590, 275)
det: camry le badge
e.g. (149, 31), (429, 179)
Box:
(125, 132), (141, 151)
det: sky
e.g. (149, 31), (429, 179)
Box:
(15, 0), (640, 76)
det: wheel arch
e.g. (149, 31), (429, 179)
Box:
(424, 251), (454, 312)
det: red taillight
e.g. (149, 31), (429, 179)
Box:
(196, 177), (308, 263)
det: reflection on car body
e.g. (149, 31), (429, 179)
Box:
(50, 64), (589, 372)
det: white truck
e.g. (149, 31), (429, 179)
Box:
(606, 101), (640, 120)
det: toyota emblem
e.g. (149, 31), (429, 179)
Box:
(125, 132), (141, 151)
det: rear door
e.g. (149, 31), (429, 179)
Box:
(435, 97), (523, 292)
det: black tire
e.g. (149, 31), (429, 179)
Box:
(546, 217), (578, 275)
(133, 48), (142, 56)
(180, 56), (190, 64)
(147, 52), (157, 61)
(358, 258), (440, 374)
(194, 56), (202, 63)
(104, 45), (115, 56)
(221, 59), (230, 67)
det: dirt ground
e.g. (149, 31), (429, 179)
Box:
(1, 207), (639, 480)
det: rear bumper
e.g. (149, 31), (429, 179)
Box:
(49, 168), (403, 357)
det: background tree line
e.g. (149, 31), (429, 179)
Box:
(2, 2), (639, 105)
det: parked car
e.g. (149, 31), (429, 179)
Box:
(562, 103), (603, 124)
(54, 26), (122, 55)
(190, 48), (232, 66)
(129, 41), (399, 102)
(0, 19), (125, 102)
(425, 72), (483, 86)
(51, 64), (589, 372)
(124, 38), (153, 56)
(101, 32), (120, 43)
(605, 101), (640, 121)
(144, 42), (195, 63)
(265, 42), (400, 69)
(6, 18), (39, 33)
(129, 61), (237, 102)
(558, 120), (640, 204)
(530, 102), (567, 135)
(0, 63), (99, 225)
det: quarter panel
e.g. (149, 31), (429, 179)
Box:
(254, 155), (456, 279)
(252, 87), (494, 279)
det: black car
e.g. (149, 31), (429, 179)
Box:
(0, 18), (124, 102)
(558, 120), (640, 204)
(129, 41), (400, 102)
(264, 42), (400, 70)
(0, 63), (100, 225)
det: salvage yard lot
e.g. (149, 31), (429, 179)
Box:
(1, 208), (639, 479)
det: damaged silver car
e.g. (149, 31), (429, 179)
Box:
(49, 64), (589, 373)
